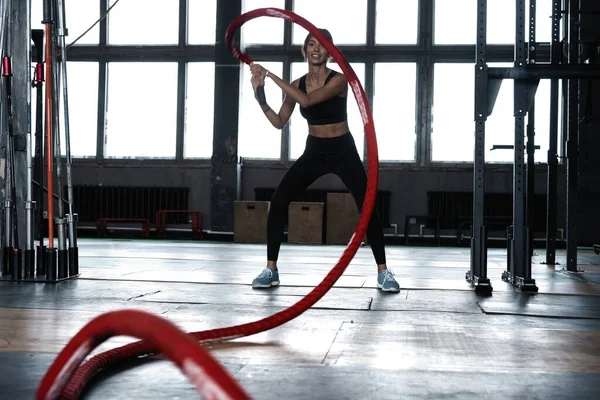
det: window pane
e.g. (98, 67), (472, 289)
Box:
(105, 62), (178, 158)
(373, 63), (417, 162)
(289, 62), (365, 160)
(238, 62), (284, 159)
(108, 0), (178, 45)
(376, 0), (418, 44)
(60, 62), (100, 157)
(292, 0), (367, 45)
(184, 62), (215, 158)
(31, 0), (100, 45)
(242, 0), (285, 45)
(434, 0), (554, 45)
(434, 0), (476, 44)
(188, 0), (217, 44)
(431, 63), (561, 163)
(431, 63), (487, 162)
(30, 62), (99, 158)
(483, 78), (562, 163)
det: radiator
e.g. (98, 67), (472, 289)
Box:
(254, 188), (391, 227)
(70, 185), (190, 224)
(427, 191), (547, 232)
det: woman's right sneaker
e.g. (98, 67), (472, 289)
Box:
(251, 267), (280, 288)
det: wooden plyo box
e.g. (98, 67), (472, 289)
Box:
(287, 202), (324, 244)
(326, 192), (363, 245)
(234, 201), (270, 243)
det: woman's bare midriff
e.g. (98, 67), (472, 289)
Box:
(307, 121), (350, 138)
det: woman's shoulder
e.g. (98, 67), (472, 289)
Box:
(326, 69), (347, 83)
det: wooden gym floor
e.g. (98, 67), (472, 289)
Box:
(1, 238), (600, 399)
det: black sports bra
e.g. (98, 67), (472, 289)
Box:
(298, 71), (347, 126)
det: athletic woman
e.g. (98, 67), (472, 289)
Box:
(248, 29), (400, 293)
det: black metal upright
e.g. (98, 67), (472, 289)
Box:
(526, 0), (537, 259)
(544, 0), (562, 266)
(467, 0), (493, 294)
(565, 0), (580, 272)
(502, 0), (538, 292)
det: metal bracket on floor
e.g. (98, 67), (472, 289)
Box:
(501, 271), (539, 293)
(466, 225), (493, 294)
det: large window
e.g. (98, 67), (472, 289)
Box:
(105, 62), (178, 158)
(238, 62), (284, 159)
(431, 62), (557, 163)
(108, 0), (178, 45)
(31, 0), (100, 45)
(434, 0), (554, 45)
(376, 0), (419, 44)
(242, 0), (285, 45)
(289, 62), (366, 160)
(187, 0), (217, 44)
(373, 63), (418, 162)
(184, 62), (215, 159)
(292, 0), (368, 45)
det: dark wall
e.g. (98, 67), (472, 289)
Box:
(575, 0), (600, 245)
(72, 161), (570, 240)
(241, 163), (566, 224)
(71, 164), (213, 227)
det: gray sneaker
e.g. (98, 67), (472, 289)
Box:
(252, 267), (280, 288)
(377, 269), (400, 292)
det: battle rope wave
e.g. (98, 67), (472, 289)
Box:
(36, 310), (251, 400)
(48, 7), (380, 399)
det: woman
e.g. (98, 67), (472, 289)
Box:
(248, 29), (400, 293)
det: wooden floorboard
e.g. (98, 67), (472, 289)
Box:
(1, 238), (599, 399)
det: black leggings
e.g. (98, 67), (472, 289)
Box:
(267, 132), (387, 265)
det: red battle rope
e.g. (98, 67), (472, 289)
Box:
(36, 310), (251, 400)
(44, 7), (380, 400)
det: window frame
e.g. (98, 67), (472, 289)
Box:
(65, 0), (559, 172)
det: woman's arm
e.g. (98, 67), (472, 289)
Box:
(251, 73), (297, 130)
(251, 64), (346, 108)
(268, 70), (346, 108)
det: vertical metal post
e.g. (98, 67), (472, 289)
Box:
(56, 0), (77, 277)
(24, 0), (35, 279)
(503, 0), (527, 286)
(31, 29), (46, 278)
(96, 0), (107, 163)
(545, 0), (562, 266)
(565, 0), (580, 272)
(175, 0), (186, 161)
(512, 0), (527, 284)
(48, 0), (67, 279)
(420, 0), (433, 167)
(42, 0), (57, 281)
(280, 0), (293, 162)
(468, 0), (492, 293)
(504, 0), (537, 291)
(524, 0), (537, 279)
(1, 0), (14, 277)
(363, 0), (376, 161)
